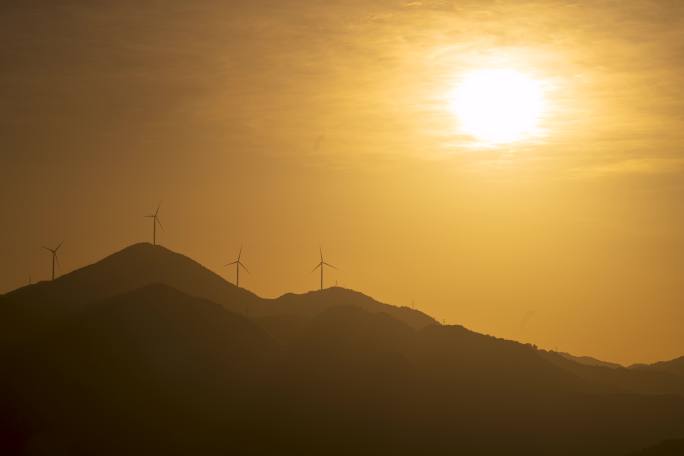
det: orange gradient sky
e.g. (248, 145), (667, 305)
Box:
(2, 1), (684, 365)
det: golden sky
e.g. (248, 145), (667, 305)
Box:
(1, 0), (683, 364)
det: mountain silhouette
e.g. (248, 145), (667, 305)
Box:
(539, 350), (684, 396)
(631, 356), (684, 378)
(1, 244), (683, 455)
(0, 243), (434, 352)
(271, 286), (435, 329)
(557, 351), (622, 369)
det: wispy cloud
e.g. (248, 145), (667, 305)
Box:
(2, 0), (684, 176)
(573, 158), (684, 179)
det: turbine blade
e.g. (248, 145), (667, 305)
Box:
(239, 262), (249, 273)
(323, 262), (337, 269)
(238, 245), (243, 260)
(312, 263), (321, 272)
(156, 217), (165, 231)
(56, 240), (63, 252)
(55, 254), (61, 270)
(42, 246), (51, 252)
(225, 261), (238, 266)
(319, 247), (323, 262)
(155, 202), (161, 216)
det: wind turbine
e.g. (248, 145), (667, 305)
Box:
(312, 247), (336, 291)
(145, 203), (164, 245)
(225, 246), (249, 288)
(43, 241), (63, 281)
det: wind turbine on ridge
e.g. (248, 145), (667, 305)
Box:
(225, 246), (249, 288)
(312, 247), (336, 291)
(145, 203), (164, 245)
(43, 241), (63, 281)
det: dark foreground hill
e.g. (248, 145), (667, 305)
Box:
(1, 244), (683, 455)
(630, 438), (684, 456)
(2, 284), (276, 455)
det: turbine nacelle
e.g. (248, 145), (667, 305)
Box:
(42, 240), (63, 255)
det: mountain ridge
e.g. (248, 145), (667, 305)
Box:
(1, 244), (684, 455)
(2, 242), (680, 370)
(0, 243), (436, 352)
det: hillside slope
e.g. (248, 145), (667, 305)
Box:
(1, 244), (683, 455)
(0, 243), (434, 351)
(3, 288), (683, 456)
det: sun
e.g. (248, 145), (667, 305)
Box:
(449, 69), (546, 145)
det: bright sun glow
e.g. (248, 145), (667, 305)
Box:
(449, 69), (546, 145)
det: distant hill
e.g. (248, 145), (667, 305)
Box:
(0, 243), (434, 351)
(2, 242), (259, 311)
(270, 287), (436, 330)
(558, 351), (622, 369)
(539, 350), (684, 396)
(631, 356), (684, 378)
(1, 243), (683, 455)
(0, 243), (257, 351)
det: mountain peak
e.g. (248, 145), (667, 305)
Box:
(110, 241), (177, 256)
(273, 285), (437, 329)
(7, 242), (248, 301)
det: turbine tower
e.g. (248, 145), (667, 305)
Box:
(312, 247), (336, 291)
(145, 203), (164, 245)
(43, 241), (63, 281)
(225, 246), (249, 288)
